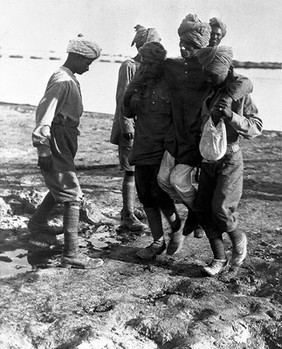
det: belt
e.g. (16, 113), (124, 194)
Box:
(52, 114), (79, 129)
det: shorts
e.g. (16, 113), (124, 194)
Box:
(118, 136), (134, 172)
(42, 169), (83, 203)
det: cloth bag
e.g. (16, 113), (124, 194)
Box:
(199, 116), (227, 161)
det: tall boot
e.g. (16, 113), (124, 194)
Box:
(121, 172), (147, 231)
(61, 201), (103, 269)
(28, 191), (62, 235)
(228, 230), (247, 267)
(136, 206), (166, 260)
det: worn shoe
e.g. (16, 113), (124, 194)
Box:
(134, 207), (147, 220)
(61, 253), (104, 269)
(231, 233), (247, 267)
(202, 259), (229, 277)
(28, 219), (63, 236)
(121, 214), (148, 231)
(136, 241), (166, 260)
(194, 225), (205, 239)
(166, 230), (185, 256)
(121, 208), (146, 221)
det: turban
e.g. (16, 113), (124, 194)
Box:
(131, 25), (162, 48)
(67, 34), (101, 59)
(178, 13), (211, 48)
(139, 42), (167, 62)
(197, 46), (233, 74)
(209, 17), (227, 38)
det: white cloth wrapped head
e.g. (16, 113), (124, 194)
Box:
(197, 45), (233, 75)
(67, 34), (101, 59)
(209, 17), (227, 38)
(178, 13), (211, 48)
(131, 25), (162, 49)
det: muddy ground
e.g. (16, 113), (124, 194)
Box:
(0, 103), (281, 349)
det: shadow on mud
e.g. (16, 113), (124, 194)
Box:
(98, 243), (204, 278)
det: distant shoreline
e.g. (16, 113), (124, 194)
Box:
(233, 60), (282, 70)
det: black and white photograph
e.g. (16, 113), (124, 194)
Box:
(0, 0), (281, 348)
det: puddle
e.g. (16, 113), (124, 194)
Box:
(0, 249), (31, 278)
(0, 248), (64, 278)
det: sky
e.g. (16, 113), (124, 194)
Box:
(0, 0), (281, 62)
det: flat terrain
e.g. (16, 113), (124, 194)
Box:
(0, 103), (281, 349)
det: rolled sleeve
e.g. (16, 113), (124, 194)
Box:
(32, 125), (52, 156)
(32, 82), (66, 154)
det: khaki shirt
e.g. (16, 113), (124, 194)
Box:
(32, 66), (83, 156)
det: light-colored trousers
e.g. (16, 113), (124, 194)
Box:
(157, 151), (197, 209)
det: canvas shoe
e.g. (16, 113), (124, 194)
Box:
(202, 259), (229, 277)
(133, 207), (147, 221)
(61, 253), (104, 269)
(136, 241), (166, 260)
(231, 232), (247, 267)
(121, 207), (146, 221)
(121, 213), (148, 231)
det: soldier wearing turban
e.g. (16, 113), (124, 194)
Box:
(195, 45), (262, 277)
(197, 45), (233, 75)
(178, 13), (211, 50)
(122, 41), (181, 260)
(110, 25), (162, 232)
(66, 33), (101, 59)
(29, 34), (104, 269)
(157, 15), (254, 254)
(208, 17), (227, 47)
(131, 25), (162, 49)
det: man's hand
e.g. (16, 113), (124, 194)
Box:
(37, 156), (52, 171)
(218, 105), (233, 121)
(213, 97), (233, 121)
(123, 133), (134, 140)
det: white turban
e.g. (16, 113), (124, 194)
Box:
(67, 34), (101, 59)
(131, 25), (162, 48)
(209, 17), (227, 38)
(178, 14), (211, 48)
(197, 46), (233, 74)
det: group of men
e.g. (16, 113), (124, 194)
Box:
(29, 15), (262, 276)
